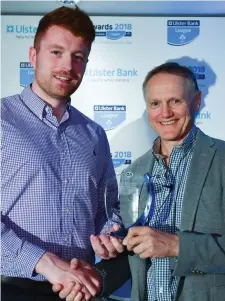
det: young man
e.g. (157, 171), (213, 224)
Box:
(1, 6), (122, 301)
(87, 62), (225, 301)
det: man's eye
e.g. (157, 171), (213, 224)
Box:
(171, 98), (182, 105)
(52, 51), (61, 55)
(149, 101), (160, 108)
(74, 55), (86, 63)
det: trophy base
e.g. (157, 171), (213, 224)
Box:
(110, 228), (128, 239)
(110, 218), (146, 239)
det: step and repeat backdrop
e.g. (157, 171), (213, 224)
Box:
(1, 15), (225, 300)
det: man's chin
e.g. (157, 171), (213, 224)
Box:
(161, 134), (187, 143)
(160, 132), (181, 141)
(53, 87), (79, 100)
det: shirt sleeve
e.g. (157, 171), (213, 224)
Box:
(1, 221), (46, 278)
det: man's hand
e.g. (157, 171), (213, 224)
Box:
(122, 226), (179, 259)
(36, 252), (101, 300)
(90, 224), (124, 259)
(52, 282), (85, 301)
(52, 258), (102, 301)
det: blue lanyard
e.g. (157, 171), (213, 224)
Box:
(144, 172), (174, 226)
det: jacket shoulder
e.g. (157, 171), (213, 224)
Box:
(199, 130), (225, 153)
(123, 149), (153, 174)
(212, 137), (225, 150)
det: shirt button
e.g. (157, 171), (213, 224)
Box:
(65, 179), (70, 184)
(64, 236), (70, 242)
(66, 208), (71, 214)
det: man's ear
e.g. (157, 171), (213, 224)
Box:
(194, 91), (201, 112)
(29, 47), (37, 69)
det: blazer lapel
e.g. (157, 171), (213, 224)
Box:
(180, 130), (216, 231)
(139, 152), (155, 214)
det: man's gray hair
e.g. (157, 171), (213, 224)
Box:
(142, 62), (200, 99)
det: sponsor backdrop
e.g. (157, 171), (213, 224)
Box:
(1, 15), (225, 300)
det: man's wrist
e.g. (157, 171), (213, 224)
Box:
(170, 234), (179, 257)
(93, 266), (106, 298)
(35, 252), (54, 275)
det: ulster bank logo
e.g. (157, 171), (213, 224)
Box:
(6, 24), (37, 36)
(20, 62), (34, 87)
(167, 20), (200, 46)
(94, 105), (126, 131)
(7, 25), (14, 33)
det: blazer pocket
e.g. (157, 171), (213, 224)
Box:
(211, 285), (225, 301)
(178, 287), (211, 301)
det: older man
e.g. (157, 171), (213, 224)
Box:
(87, 62), (225, 301)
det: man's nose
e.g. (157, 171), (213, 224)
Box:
(62, 55), (72, 71)
(161, 103), (173, 118)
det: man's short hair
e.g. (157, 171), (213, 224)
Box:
(142, 62), (200, 98)
(34, 6), (95, 51)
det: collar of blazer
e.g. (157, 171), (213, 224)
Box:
(180, 129), (216, 231)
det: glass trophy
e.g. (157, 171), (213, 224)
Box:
(104, 172), (156, 239)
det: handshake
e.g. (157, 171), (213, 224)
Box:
(35, 224), (179, 300)
(35, 224), (125, 301)
(51, 256), (104, 301)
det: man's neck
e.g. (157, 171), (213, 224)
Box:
(160, 140), (181, 158)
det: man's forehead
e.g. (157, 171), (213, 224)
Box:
(39, 26), (90, 51)
(148, 73), (187, 85)
(146, 75), (191, 93)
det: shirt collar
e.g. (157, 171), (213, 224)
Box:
(20, 85), (71, 120)
(152, 125), (197, 159)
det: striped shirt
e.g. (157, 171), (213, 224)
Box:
(1, 86), (116, 280)
(146, 126), (197, 301)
